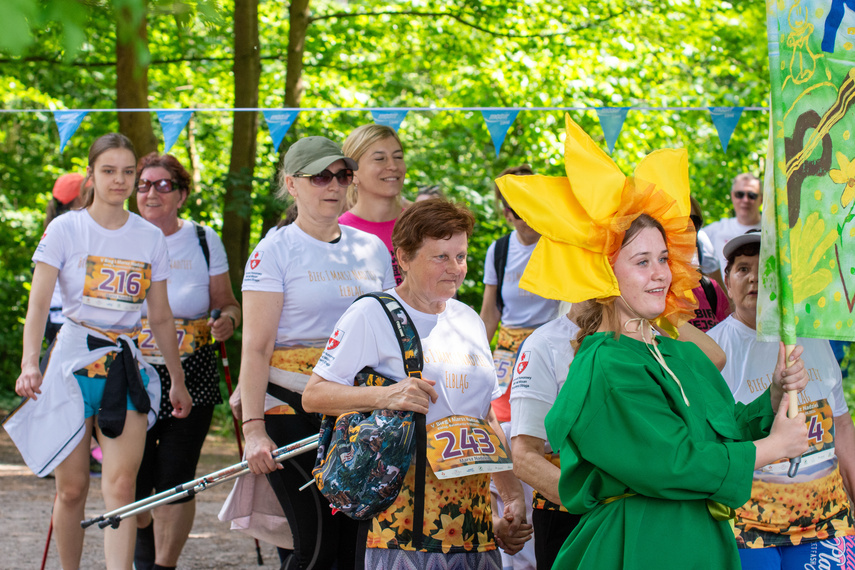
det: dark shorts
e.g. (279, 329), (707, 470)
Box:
(135, 403), (215, 504)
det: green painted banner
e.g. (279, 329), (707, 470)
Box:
(758, 0), (855, 343)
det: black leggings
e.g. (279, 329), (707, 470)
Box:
(532, 508), (582, 570)
(265, 410), (360, 570)
(135, 404), (215, 503)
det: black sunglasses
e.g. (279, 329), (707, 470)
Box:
(504, 205), (521, 220)
(294, 169), (354, 188)
(138, 178), (178, 194)
(733, 191), (759, 201)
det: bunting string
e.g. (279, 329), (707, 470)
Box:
(1, 105), (769, 155)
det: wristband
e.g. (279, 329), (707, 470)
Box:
(228, 315), (237, 330)
(242, 417), (265, 426)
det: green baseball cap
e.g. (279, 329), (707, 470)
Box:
(281, 136), (358, 175)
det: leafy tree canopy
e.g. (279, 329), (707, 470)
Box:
(0, 0), (770, 392)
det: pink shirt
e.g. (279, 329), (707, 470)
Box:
(689, 278), (731, 332)
(339, 211), (403, 285)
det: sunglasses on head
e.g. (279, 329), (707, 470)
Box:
(294, 169), (354, 187)
(733, 191), (759, 201)
(138, 178), (178, 194)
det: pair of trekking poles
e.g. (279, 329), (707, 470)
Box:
(40, 310), (319, 568)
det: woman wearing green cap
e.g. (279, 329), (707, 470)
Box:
(238, 136), (396, 568)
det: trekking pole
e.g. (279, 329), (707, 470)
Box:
(40, 495), (55, 570)
(210, 309), (244, 458)
(210, 308), (260, 564)
(81, 434), (319, 530)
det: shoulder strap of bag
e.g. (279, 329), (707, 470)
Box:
(493, 233), (511, 313)
(193, 221), (211, 269)
(354, 291), (427, 549)
(699, 275), (717, 315)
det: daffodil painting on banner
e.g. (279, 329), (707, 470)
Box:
(758, 0), (855, 343)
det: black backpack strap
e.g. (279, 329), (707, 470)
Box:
(493, 233), (512, 313)
(193, 221), (211, 269)
(355, 292), (427, 549)
(699, 275), (717, 315)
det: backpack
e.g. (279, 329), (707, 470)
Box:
(312, 292), (428, 546)
(699, 275), (717, 315)
(193, 221), (210, 269)
(493, 233), (512, 313)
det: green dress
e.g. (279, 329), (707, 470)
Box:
(545, 332), (774, 570)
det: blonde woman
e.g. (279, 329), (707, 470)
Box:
(340, 124), (407, 284)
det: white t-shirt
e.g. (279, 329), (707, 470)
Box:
(701, 217), (761, 274)
(708, 316), (846, 474)
(33, 209), (170, 336)
(483, 231), (559, 328)
(314, 290), (501, 425)
(510, 315), (579, 445)
(242, 223), (395, 348)
(696, 229), (715, 274)
(141, 220), (229, 320)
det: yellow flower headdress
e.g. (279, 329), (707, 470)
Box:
(496, 114), (700, 337)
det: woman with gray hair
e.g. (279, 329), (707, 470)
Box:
(240, 136), (395, 568)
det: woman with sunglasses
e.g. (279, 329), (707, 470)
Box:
(132, 152), (241, 570)
(8, 133), (189, 569)
(340, 124), (408, 285)
(240, 136), (395, 569)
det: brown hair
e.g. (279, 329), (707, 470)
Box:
(571, 213), (667, 350)
(392, 199), (475, 265)
(82, 133), (137, 208)
(343, 124), (404, 208)
(137, 152), (192, 193)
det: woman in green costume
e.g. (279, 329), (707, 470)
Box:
(495, 115), (811, 569)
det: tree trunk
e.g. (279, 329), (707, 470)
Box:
(222, 0), (262, 291)
(260, 0), (311, 236)
(115, 3), (157, 172)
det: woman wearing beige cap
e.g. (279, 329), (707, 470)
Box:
(239, 136), (395, 568)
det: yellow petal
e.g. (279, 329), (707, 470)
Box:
(520, 237), (620, 303)
(634, 148), (691, 217)
(843, 184), (855, 208)
(496, 175), (594, 246)
(836, 151), (851, 172)
(563, 114), (625, 220)
(830, 169), (849, 184)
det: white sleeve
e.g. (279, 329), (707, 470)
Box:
(509, 335), (560, 440)
(241, 238), (285, 293)
(205, 225), (230, 276)
(822, 341), (849, 416)
(313, 298), (386, 385)
(150, 231), (171, 282)
(381, 252), (395, 290)
(698, 229), (717, 274)
(32, 217), (67, 270)
(483, 241), (498, 285)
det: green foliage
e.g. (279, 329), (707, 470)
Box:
(0, 0), (772, 397)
